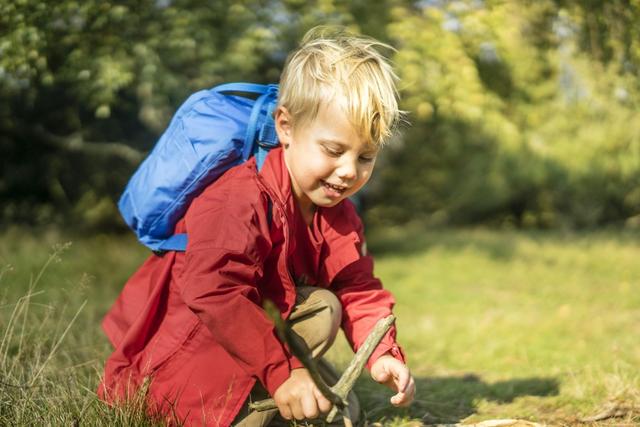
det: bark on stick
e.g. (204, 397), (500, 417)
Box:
(250, 301), (395, 426)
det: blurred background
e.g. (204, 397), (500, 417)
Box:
(2, 0), (639, 232)
(2, 2), (640, 424)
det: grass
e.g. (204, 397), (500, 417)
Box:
(1, 225), (639, 425)
(0, 227), (153, 425)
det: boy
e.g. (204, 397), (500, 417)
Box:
(99, 27), (415, 426)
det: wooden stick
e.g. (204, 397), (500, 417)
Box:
(257, 301), (345, 409)
(325, 314), (395, 423)
(251, 301), (395, 426)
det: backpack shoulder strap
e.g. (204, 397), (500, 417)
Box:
(155, 233), (189, 253)
(155, 201), (274, 255)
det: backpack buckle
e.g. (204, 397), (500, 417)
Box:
(257, 93), (279, 148)
(258, 121), (278, 148)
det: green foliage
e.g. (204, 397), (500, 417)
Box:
(1, 0), (285, 226)
(1, 0), (639, 228)
(368, 0), (640, 228)
(0, 0), (376, 227)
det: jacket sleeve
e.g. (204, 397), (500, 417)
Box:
(179, 184), (294, 396)
(329, 207), (406, 369)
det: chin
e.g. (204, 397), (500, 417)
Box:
(309, 189), (350, 208)
(317, 198), (344, 208)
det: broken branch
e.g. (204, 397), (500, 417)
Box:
(251, 300), (395, 426)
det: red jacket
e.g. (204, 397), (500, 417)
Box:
(99, 147), (404, 426)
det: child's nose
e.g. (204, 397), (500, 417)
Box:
(336, 159), (357, 181)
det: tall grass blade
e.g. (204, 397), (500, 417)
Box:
(28, 299), (87, 387)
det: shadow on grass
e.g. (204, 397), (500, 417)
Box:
(367, 227), (522, 261)
(367, 225), (640, 262)
(359, 373), (560, 424)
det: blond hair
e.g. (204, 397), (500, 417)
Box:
(278, 26), (400, 147)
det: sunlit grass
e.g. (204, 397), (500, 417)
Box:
(325, 226), (640, 425)
(1, 226), (639, 425)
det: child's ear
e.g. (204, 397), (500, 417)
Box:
(274, 106), (293, 148)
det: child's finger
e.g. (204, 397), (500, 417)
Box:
(290, 400), (305, 421)
(278, 403), (293, 420)
(390, 376), (416, 407)
(404, 376), (416, 402)
(314, 388), (333, 414)
(394, 365), (410, 393)
(301, 393), (320, 419)
(390, 391), (406, 406)
(371, 366), (390, 384)
(391, 390), (413, 407)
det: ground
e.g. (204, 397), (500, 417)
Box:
(1, 226), (638, 425)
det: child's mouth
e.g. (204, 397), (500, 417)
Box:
(322, 180), (346, 197)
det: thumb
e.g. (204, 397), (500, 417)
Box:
(371, 366), (391, 384)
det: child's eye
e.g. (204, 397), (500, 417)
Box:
(323, 146), (342, 157)
(359, 156), (375, 164)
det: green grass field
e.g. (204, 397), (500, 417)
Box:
(1, 226), (638, 425)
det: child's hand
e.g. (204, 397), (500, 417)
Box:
(273, 368), (332, 420)
(370, 354), (416, 407)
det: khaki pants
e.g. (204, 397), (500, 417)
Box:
(233, 287), (360, 426)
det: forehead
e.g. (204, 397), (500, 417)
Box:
(309, 98), (377, 152)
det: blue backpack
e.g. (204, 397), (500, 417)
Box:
(118, 83), (279, 253)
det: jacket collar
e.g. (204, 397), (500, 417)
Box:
(257, 146), (363, 285)
(257, 146), (296, 222)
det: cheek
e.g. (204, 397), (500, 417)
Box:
(300, 159), (329, 188)
(358, 165), (374, 183)
(308, 155), (334, 176)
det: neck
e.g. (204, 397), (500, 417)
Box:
(300, 203), (316, 226)
(283, 150), (315, 226)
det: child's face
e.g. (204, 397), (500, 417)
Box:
(276, 99), (378, 219)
